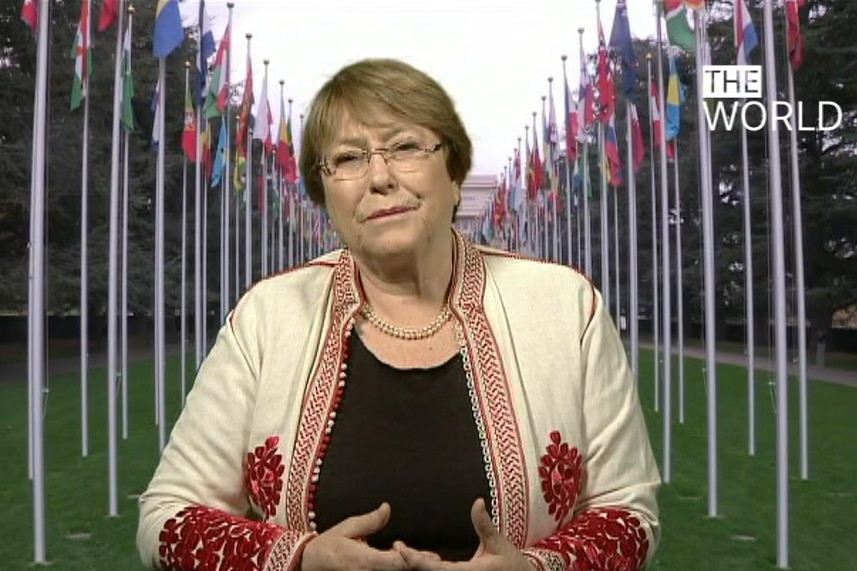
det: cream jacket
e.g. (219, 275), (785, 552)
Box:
(138, 233), (660, 571)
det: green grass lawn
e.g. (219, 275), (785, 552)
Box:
(0, 350), (854, 570)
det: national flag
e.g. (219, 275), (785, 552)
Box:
(576, 49), (595, 142)
(70, 0), (91, 111)
(512, 148), (524, 211)
(276, 94), (297, 182)
(253, 66), (273, 151)
(683, 0), (706, 9)
(528, 126), (543, 199)
(196, 0), (215, 102)
(182, 80), (197, 162)
(153, 0), (184, 58)
(650, 79), (676, 161)
(204, 23), (231, 119)
(235, 54), (254, 169)
(665, 52), (684, 141)
(609, 0), (638, 97)
(733, 0), (759, 66)
(630, 102), (646, 174)
(604, 116), (623, 187)
(201, 119), (213, 179)
(595, 20), (616, 124)
(150, 80), (161, 146)
(98, 0), (119, 32)
(564, 75), (578, 163)
(21, 0), (38, 34)
(785, 0), (807, 70)
(120, 21), (135, 131)
(211, 123), (228, 187)
(663, 0), (696, 53)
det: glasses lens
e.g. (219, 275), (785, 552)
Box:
(330, 150), (367, 179)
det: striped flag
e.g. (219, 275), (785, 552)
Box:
(98, 0), (119, 32)
(204, 23), (231, 119)
(197, 0), (215, 102)
(733, 0), (759, 66)
(665, 52), (684, 141)
(182, 79), (198, 162)
(663, 0), (696, 53)
(785, 0), (807, 69)
(630, 102), (646, 174)
(120, 20), (135, 131)
(70, 0), (91, 111)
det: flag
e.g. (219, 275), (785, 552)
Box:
(528, 127), (543, 199)
(665, 53), (684, 141)
(21, 0), (37, 34)
(98, 0), (119, 32)
(609, 0), (638, 97)
(276, 94), (297, 182)
(120, 21), (135, 131)
(153, 0), (183, 58)
(630, 103), (646, 174)
(564, 75), (578, 163)
(512, 148), (524, 211)
(663, 0), (696, 53)
(785, 0), (807, 70)
(596, 20), (616, 124)
(204, 23), (231, 119)
(734, 0), (759, 66)
(211, 123), (228, 187)
(201, 120), (213, 179)
(650, 79), (676, 161)
(577, 49), (595, 142)
(182, 80), (197, 162)
(197, 0), (215, 102)
(70, 0), (91, 111)
(235, 54), (254, 169)
(604, 116), (623, 187)
(683, 0), (706, 9)
(253, 67), (273, 151)
(150, 80), (161, 146)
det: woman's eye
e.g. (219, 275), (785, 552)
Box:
(333, 152), (363, 166)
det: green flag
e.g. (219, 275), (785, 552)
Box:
(663, 0), (696, 53)
(70, 0), (91, 110)
(120, 22), (136, 131)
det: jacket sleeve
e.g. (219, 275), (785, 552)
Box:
(522, 285), (661, 571)
(137, 300), (316, 571)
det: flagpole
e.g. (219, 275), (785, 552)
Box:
(203, 166), (209, 355)
(740, 105), (756, 455)
(223, 3), (234, 311)
(578, 28), (593, 276)
(646, 53), (661, 412)
(672, 137), (685, 424)
(786, 53), (809, 482)
(180, 77), (188, 408)
(120, 42), (131, 441)
(613, 182), (620, 324)
(244, 33), (253, 290)
(107, 0), (126, 515)
(762, 0), (790, 565)
(655, 0), (673, 483)
(154, 54), (168, 456)
(627, 101), (639, 380)
(28, 0), (50, 560)
(194, 64), (204, 370)
(260, 60), (270, 278)
(561, 56), (574, 266)
(595, 0), (611, 317)
(79, 19), (91, 459)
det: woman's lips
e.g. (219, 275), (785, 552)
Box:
(367, 206), (414, 220)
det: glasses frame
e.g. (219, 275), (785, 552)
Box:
(319, 141), (445, 179)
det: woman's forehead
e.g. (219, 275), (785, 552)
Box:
(328, 112), (431, 145)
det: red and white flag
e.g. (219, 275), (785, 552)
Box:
(21, 0), (38, 34)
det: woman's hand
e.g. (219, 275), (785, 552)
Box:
(393, 499), (534, 571)
(299, 503), (410, 571)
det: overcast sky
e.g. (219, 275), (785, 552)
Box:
(181, 0), (660, 177)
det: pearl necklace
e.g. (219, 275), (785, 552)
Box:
(361, 303), (451, 340)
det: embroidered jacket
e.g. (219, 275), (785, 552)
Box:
(137, 232), (661, 571)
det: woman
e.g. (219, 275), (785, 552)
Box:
(138, 58), (660, 571)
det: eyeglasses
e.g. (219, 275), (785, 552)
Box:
(319, 141), (444, 180)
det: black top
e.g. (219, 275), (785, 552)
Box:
(312, 333), (492, 561)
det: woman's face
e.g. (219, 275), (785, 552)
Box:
(320, 111), (460, 264)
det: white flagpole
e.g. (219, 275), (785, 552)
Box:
(244, 34), (253, 290)
(595, 0), (611, 315)
(740, 108), (756, 455)
(194, 64), (204, 369)
(786, 58), (809, 482)
(562, 56), (574, 266)
(762, 0), (790, 565)
(694, 10), (719, 517)
(223, 3), (234, 312)
(181, 130), (188, 406)
(28, 0), (50, 560)
(79, 39), (91, 459)
(646, 53), (661, 412)
(155, 56), (168, 453)
(107, 0), (127, 514)
(202, 170), (209, 354)
(655, 0), (673, 482)
(613, 182), (621, 323)
(578, 28), (593, 276)
(672, 138), (685, 424)
(627, 102), (639, 380)
(120, 8), (134, 442)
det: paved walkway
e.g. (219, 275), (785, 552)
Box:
(2, 342), (855, 388)
(640, 343), (857, 388)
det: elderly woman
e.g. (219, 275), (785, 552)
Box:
(137, 58), (660, 571)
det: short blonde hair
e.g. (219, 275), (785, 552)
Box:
(299, 58), (472, 206)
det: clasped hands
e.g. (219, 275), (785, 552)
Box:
(299, 498), (534, 571)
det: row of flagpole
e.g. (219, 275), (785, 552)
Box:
(467, 1), (810, 567)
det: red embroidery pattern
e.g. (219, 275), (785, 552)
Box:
(158, 505), (283, 570)
(245, 436), (285, 520)
(531, 508), (650, 571)
(539, 430), (584, 525)
(453, 235), (529, 547)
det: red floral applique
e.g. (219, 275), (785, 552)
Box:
(539, 430), (584, 525)
(245, 435), (285, 520)
(158, 505), (283, 570)
(532, 508), (650, 571)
